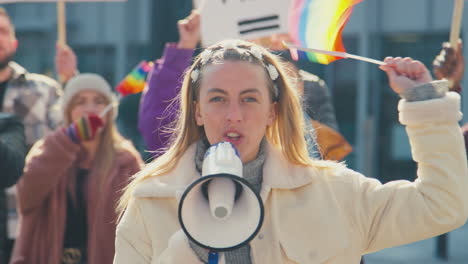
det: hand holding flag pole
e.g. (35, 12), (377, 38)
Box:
(283, 42), (385, 66)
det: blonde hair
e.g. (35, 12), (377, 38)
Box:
(118, 39), (315, 213)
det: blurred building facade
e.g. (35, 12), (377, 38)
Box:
(5, 0), (468, 182)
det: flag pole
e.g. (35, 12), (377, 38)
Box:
(57, 0), (67, 83)
(99, 103), (114, 118)
(283, 42), (385, 66)
(450, 0), (464, 50)
(57, 0), (66, 46)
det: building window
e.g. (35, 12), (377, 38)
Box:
(14, 30), (55, 78)
(74, 45), (116, 86)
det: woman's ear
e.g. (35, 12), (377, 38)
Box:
(194, 101), (204, 126)
(267, 102), (277, 126)
(12, 38), (18, 50)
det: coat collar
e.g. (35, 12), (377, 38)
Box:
(133, 141), (316, 201)
(8, 62), (27, 83)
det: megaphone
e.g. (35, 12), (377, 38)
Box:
(178, 142), (264, 251)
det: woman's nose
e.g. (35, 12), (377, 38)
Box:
(226, 102), (243, 122)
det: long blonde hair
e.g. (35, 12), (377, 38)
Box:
(118, 39), (314, 213)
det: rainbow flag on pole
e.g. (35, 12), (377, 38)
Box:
(116, 61), (154, 97)
(288, 0), (363, 64)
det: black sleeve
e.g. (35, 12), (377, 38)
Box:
(0, 113), (27, 188)
(303, 79), (339, 131)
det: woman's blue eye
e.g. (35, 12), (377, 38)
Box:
(209, 96), (224, 102)
(243, 97), (258, 103)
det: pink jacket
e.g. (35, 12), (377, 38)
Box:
(10, 130), (142, 264)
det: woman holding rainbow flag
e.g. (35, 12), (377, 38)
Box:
(10, 74), (142, 264)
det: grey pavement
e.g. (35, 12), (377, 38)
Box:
(364, 222), (468, 264)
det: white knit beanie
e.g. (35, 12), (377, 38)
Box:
(62, 73), (118, 121)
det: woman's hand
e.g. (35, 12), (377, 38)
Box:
(433, 40), (464, 92)
(64, 114), (104, 144)
(380, 57), (433, 96)
(177, 10), (201, 50)
(55, 43), (78, 83)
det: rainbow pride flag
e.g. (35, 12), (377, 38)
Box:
(116, 61), (154, 96)
(66, 114), (104, 143)
(288, 0), (363, 64)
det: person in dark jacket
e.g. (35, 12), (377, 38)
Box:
(0, 113), (26, 263)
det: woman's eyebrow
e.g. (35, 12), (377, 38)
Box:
(206, 88), (228, 95)
(240, 88), (260, 95)
(206, 88), (261, 95)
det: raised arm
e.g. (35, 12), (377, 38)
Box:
(354, 57), (468, 253)
(138, 10), (200, 156)
(55, 43), (78, 85)
(16, 129), (80, 213)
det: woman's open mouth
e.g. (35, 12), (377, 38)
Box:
(224, 131), (243, 145)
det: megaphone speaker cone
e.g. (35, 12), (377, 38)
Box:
(178, 174), (264, 251)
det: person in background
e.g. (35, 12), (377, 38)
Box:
(55, 42), (152, 161)
(0, 7), (61, 148)
(433, 39), (464, 94)
(300, 69), (339, 131)
(138, 10), (200, 159)
(0, 113), (26, 264)
(53, 11), (201, 162)
(280, 57), (347, 159)
(0, 7), (62, 262)
(114, 39), (468, 263)
(10, 74), (142, 264)
(0, 114), (25, 187)
(265, 34), (339, 130)
(263, 34), (346, 160)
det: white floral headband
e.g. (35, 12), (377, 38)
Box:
(191, 44), (280, 99)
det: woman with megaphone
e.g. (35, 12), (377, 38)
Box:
(114, 40), (468, 264)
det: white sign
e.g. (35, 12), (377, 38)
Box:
(194, 0), (291, 46)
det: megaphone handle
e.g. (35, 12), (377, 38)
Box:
(208, 251), (219, 264)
